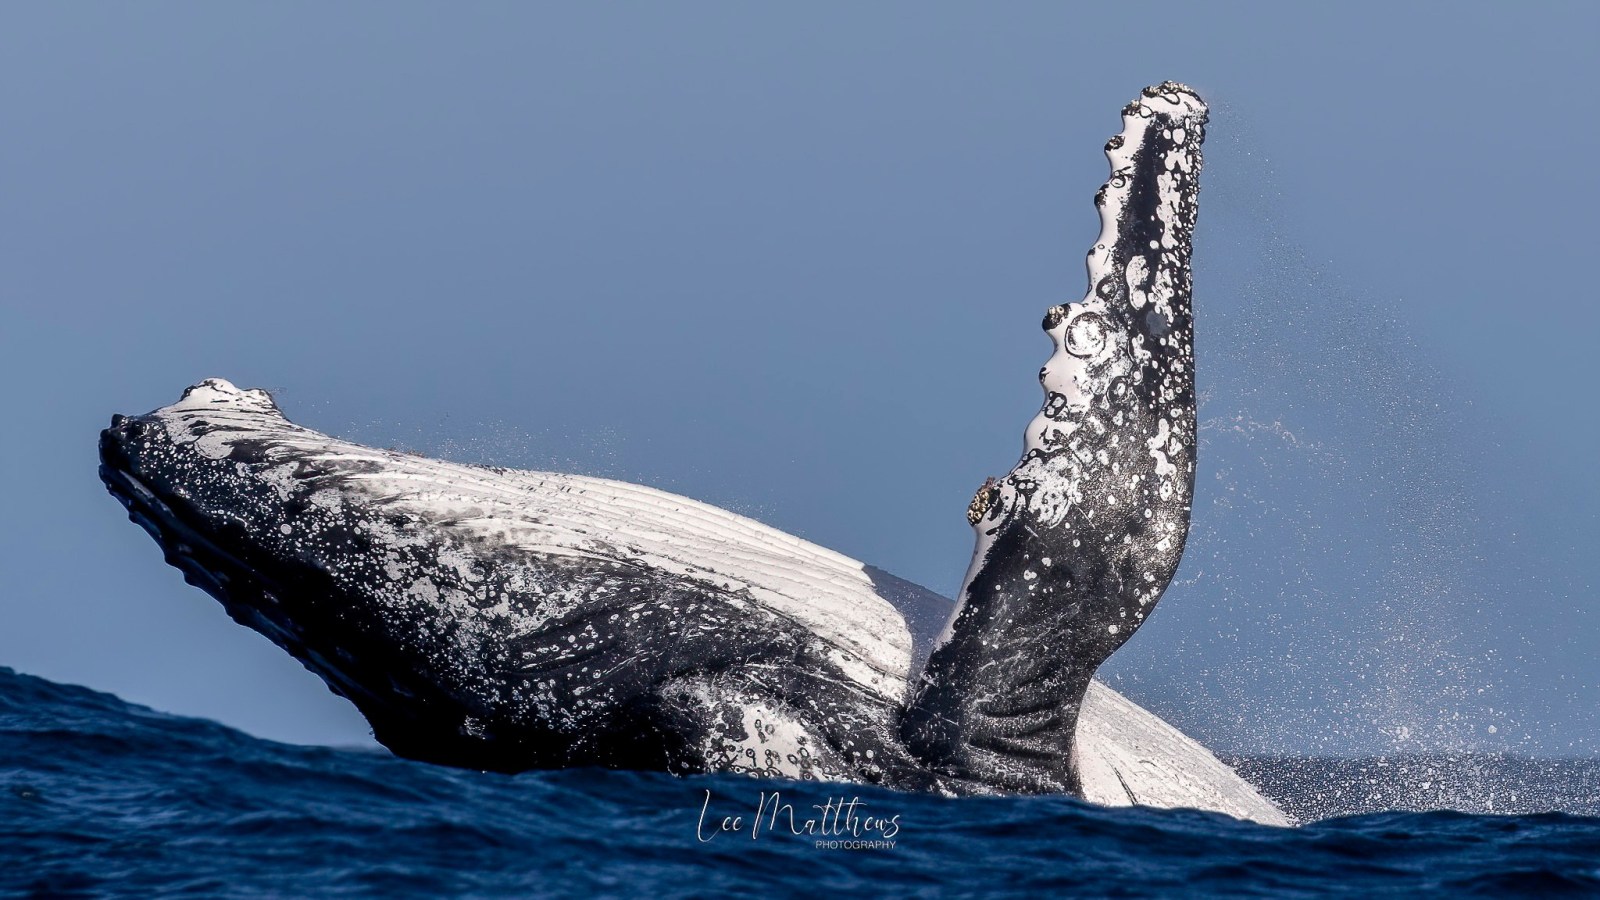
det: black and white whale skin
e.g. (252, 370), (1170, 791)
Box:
(99, 84), (1286, 823)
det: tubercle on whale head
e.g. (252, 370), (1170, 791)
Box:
(906, 83), (1207, 793)
(100, 378), (285, 495)
(175, 378), (284, 415)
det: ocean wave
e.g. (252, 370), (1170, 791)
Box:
(4, 667), (1598, 898)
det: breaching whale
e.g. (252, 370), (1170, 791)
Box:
(99, 83), (1287, 824)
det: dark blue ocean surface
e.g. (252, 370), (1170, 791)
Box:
(4, 667), (1599, 898)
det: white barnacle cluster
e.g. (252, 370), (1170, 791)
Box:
(660, 678), (854, 782)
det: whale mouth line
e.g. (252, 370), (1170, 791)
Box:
(99, 453), (257, 614)
(98, 429), (237, 590)
(98, 427), (315, 662)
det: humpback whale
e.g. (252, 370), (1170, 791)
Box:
(99, 83), (1286, 823)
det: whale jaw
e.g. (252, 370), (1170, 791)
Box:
(99, 424), (565, 772)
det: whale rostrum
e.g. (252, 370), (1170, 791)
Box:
(99, 83), (1286, 823)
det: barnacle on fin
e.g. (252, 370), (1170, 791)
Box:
(966, 477), (1001, 527)
(1042, 305), (1069, 332)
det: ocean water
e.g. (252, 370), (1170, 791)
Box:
(5, 667), (1599, 898)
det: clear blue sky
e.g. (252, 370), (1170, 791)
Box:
(2, 3), (1595, 756)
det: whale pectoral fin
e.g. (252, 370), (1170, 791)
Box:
(903, 83), (1207, 792)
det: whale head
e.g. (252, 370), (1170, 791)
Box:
(97, 379), (426, 741)
(99, 379), (298, 589)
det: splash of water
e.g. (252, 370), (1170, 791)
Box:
(1103, 101), (1536, 779)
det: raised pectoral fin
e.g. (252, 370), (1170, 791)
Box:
(903, 84), (1207, 792)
